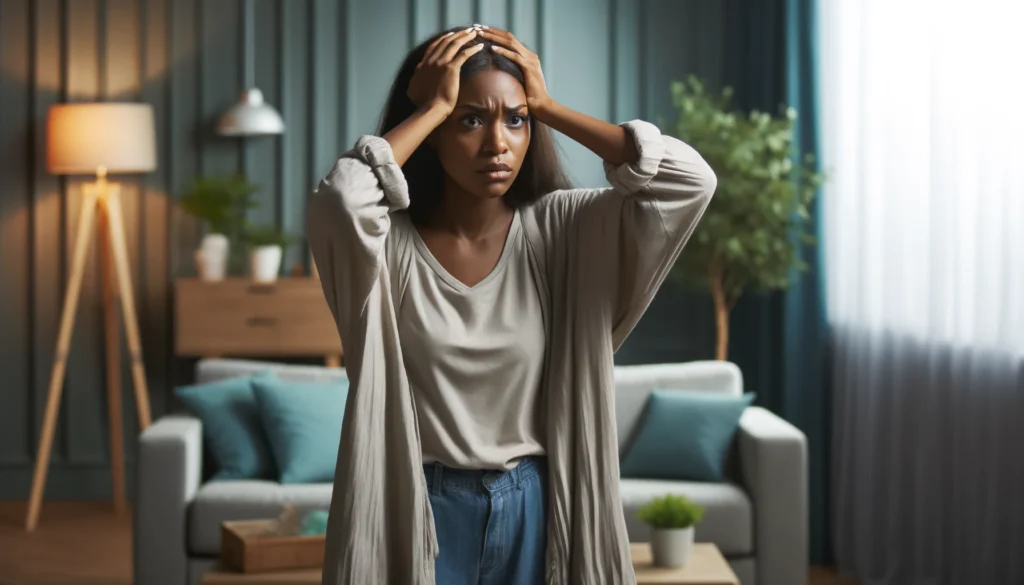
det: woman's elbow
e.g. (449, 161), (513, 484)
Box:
(660, 136), (718, 199)
(696, 160), (717, 201)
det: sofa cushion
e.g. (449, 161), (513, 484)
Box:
(253, 374), (350, 484)
(619, 478), (752, 556)
(620, 390), (755, 482)
(614, 362), (744, 453)
(174, 374), (276, 480)
(187, 480), (333, 555)
(196, 358), (348, 385)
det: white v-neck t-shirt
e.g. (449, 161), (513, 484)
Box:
(390, 210), (546, 471)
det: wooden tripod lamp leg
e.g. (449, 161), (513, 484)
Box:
(25, 187), (100, 532)
(104, 188), (152, 429)
(99, 203), (127, 516)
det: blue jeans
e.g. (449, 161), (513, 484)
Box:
(425, 456), (548, 585)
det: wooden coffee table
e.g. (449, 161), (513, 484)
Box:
(202, 564), (319, 584)
(203, 543), (739, 584)
(631, 542), (739, 585)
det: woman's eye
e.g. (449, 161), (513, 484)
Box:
(508, 114), (529, 128)
(460, 115), (483, 128)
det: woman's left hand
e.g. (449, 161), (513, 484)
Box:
(478, 27), (554, 117)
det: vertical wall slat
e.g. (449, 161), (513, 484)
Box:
(349, 0), (409, 139)
(442, 0), (472, 28)
(243, 0), (280, 230)
(645, 0), (688, 123)
(141, 0), (170, 421)
(0, 0), (32, 465)
(105, 0), (143, 458)
(412, 0), (443, 44)
(31, 0), (65, 466)
(64, 0), (105, 466)
(543, 0), (608, 188)
(198, 0), (241, 177)
(508, 0), (537, 55)
(638, 0), (649, 120)
(279, 0), (309, 275)
(167, 0), (200, 396)
(312, 0), (339, 182)
(308, 0), (341, 274)
(474, 0), (505, 29)
(339, 0), (352, 150)
(612, 0), (639, 124)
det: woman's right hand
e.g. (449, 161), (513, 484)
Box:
(407, 28), (485, 115)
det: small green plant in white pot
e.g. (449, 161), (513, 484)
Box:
(179, 174), (259, 281)
(636, 493), (705, 568)
(241, 223), (297, 284)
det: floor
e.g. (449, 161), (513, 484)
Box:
(0, 501), (860, 585)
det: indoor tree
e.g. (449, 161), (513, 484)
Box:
(668, 76), (824, 360)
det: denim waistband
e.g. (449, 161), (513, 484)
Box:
(424, 456), (546, 494)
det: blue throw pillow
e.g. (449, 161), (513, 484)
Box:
(620, 390), (756, 482)
(174, 373), (276, 480)
(252, 374), (350, 484)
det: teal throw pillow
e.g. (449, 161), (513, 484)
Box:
(174, 373), (276, 480)
(620, 390), (755, 482)
(252, 374), (350, 484)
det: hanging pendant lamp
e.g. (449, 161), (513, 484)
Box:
(217, 0), (284, 136)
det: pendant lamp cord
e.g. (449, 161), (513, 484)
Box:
(243, 0), (254, 89)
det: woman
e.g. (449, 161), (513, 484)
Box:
(307, 24), (716, 585)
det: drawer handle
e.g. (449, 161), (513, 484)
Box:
(247, 284), (277, 295)
(246, 316), (277, 327)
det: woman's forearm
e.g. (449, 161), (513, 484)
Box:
(383, 103), (450, 167)
(531, 99), (639, 167)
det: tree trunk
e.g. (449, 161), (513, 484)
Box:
(710, 271), (730, 361)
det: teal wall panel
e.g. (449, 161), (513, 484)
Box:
(0, 0), (32, 467)
(0, 0), (738, 498)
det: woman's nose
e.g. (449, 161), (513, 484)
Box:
(484, 124), (509, 155)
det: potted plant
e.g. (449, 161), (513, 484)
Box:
(179, 174), (259, 281)
(636, 493), (705, 568)
(667, 76), (825, 360)
(241, 223), (297, 283)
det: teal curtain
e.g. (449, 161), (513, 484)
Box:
(727, 0), (832, 565)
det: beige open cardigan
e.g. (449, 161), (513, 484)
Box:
(306, 119), (716, 584)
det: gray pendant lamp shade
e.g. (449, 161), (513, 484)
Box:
(216, 0), (284, 136)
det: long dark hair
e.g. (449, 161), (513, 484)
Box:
(377, 26), (572, 225)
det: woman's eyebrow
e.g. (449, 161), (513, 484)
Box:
(455, 103), (528, 112)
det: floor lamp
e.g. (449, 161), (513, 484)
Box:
(25, 103), (157, 531)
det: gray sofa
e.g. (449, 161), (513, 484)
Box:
(134, 358), (807, 585)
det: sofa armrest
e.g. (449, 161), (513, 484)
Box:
(133, 416), (203, 585)
(737, 406), (808, 585)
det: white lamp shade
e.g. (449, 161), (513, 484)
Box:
(47, 103), (156, 175)
(216, 88), (285, 136)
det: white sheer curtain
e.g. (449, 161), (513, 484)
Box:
(819, 1), (1024, 584)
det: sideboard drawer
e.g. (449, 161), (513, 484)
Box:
(174, 278), (342, 359)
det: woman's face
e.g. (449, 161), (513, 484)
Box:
(433, 69), (531, 200)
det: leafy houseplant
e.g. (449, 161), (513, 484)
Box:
(636, 494), (705, 568)
(179, 174), (259, 237)
(668, 76), (825, 360)
(241, 223), (298, 283)
(179, 174), (260, 280)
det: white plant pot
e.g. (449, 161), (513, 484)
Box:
(195, 233), (229, 281)
(650, 526), (695, 568)
(250, 245), (283, 283)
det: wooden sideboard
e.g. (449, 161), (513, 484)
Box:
(174, 277), (342, 367)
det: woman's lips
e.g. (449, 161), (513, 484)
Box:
(480, 170), (513, 181)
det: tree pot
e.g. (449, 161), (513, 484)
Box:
(250, 245), (283, 283)
(195, 233), (229, 281)
(650, 526), (695, 568)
